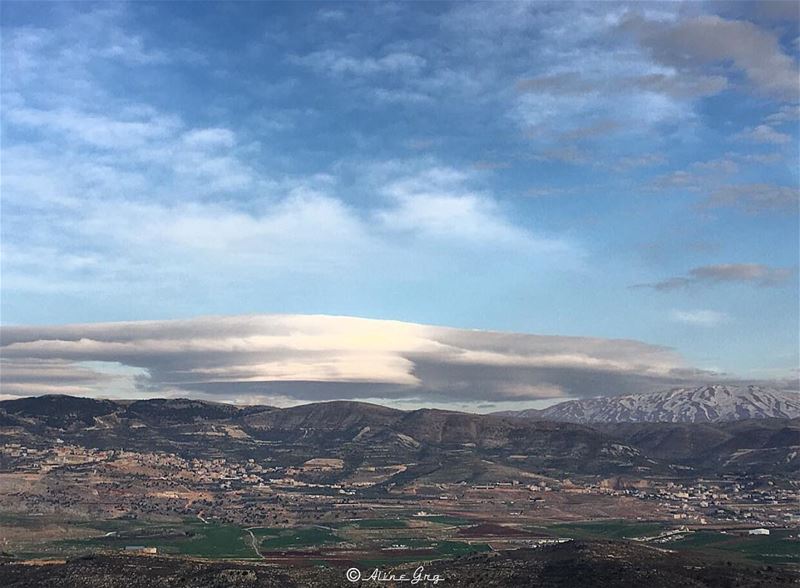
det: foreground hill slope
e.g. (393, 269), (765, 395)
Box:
(1, 540), (796, 587)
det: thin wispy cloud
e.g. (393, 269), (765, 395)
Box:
(705, 184), (799, 213)
(624, 13), (799, 99)
(633, 264), (795, 291)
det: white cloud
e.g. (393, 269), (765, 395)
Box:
(316, 9), (347, 23)
(182, 128), (237, 149)
(5, 105), (181, 150)
(290, 49), (426, 77)
(1, 112), (578, 294)
(1, 106), (257, 205)
(764, 104), (800, 126)
(671, 309), (729, 327)
(372, 87), (432, 104)
(735, 124), (792, 145)
(372, 165), (572, 253)
(79, 193), (374, 273)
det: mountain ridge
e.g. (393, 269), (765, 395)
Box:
(495, 385), (800, 424)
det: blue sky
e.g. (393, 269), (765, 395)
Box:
(0, 1), (798, 405)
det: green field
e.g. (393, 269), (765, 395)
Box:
(542, 520), (666, 540)
(252, 526), (340, 550)
(670, 530), (731, 549)
(3, 517), (257, 560)
(156, 523), (255, 558)
(433, 540), (490, 558)
(9, 511), (794, 568)
(347, 518), (409, 529)
(59, 521), (256, 559)
(671, 530), (800, 564)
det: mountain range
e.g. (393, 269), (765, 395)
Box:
(2, 388), (798, 479)
(494, 385), (800, 423)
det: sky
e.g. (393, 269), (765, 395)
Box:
(0, 1), (798, 409)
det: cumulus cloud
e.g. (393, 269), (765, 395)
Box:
(0, 314), (716, 404)
(634, 263), (795, 291)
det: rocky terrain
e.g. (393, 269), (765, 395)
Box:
(1, 540), (797, 587)
(498, 385), (800, 424)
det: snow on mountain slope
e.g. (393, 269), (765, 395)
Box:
(534, 385), (800, 424)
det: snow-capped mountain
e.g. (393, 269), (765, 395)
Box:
(503, 385), (800, 424)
